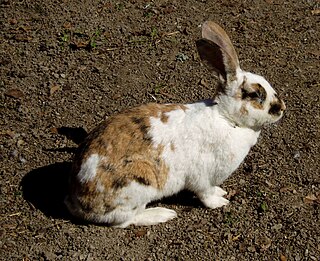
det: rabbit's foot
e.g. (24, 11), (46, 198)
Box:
(117, 207), (177, 227)
(198, 186), (229, 209)
(213, 186), (227, 197)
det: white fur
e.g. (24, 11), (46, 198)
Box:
(149, 102), (259, 199)
(116, 207), (177, 228)
(78, 154), (100, 183)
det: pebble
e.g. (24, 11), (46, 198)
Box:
(247, 246), (256, 252)
(293, 151), (301, 159)
(272, 223), (283, 230)
(295, 253), (301, 261)
(17, 139), (24, 147)
(19, 157), (27, 164)
(176, 53), (189, 62)
(10, 150), (18, 158)
(239, 179), (246, 185)
(42, 250), (57, 261)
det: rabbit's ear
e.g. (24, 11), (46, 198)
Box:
(196, 21), (240, 83)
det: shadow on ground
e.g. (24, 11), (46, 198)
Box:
(21, 160), (202, 222)
(160, 190), (203, 208)
(21, 161), (72, 219)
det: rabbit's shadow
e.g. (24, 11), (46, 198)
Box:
(21, 126), (87, 220)
(21, 161), (72, 219)
(21, 161), (202, 220)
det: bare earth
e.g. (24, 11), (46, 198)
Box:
(1, 0), (319, 260)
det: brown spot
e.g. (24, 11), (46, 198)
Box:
(160, 113), (169, 123)
(250, 100), (264, 110)
(134, 176), (151, 186)
(159, 104), (186, 123)
(102, 163), (115, 173)
(112, 176), (128, 189)
(240, 105), (248, 115)
(170, 142), (175, 151)
(131, 117), (144, 125)
(68, 103), (187, 219)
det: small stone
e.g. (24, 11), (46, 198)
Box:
(60, 73), (66, 78)
(10, 150), (18, 158)
(4, 88), (24, 99)
(9, 18), (18, 24)
(293, 151), (301, 159)
(272, 223), (283, 230)
(247, 246), (256, 252)
(295, 254), (301, 261)
(17, 139), (24, 147)
(260, 237), (272, 250)
(200, 78), (209, 88)
(280, 254), (287, 261)
(19, 157), (26, 164)
(42, 250), (57, 261)
(176, 53), (189, 62)
(134, 229), (147, 237)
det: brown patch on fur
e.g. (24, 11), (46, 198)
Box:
(159, 104), (187, 123)
(250, 100), (264, 110)
(170, 142), (175, 152)
(160, 113), (169, 123)
(240, 105), (248, 115)
(68, 103), (187, 218)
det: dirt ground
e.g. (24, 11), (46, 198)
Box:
(1, 0), (319, 260)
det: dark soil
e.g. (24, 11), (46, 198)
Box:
(1, 0), (319, 260)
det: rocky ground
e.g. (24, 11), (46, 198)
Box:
(0, 0), (319, 260)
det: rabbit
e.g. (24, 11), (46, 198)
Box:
(65, 21), (286, 228)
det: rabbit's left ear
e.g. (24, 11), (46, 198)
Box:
(196, 21), (240, 83)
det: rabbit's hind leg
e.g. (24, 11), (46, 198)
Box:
(114, 207), (177, 228)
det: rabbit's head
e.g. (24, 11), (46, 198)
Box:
(197, 21), (285, 130)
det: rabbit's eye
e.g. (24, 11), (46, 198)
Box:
(242, 90), (263, 102)
(247, 92), (259, 99)
(241, 83), (266, 105)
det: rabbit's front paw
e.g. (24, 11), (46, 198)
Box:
(201, 195), (229, 209)
(198, 187), (229, 209)
(213, 186), (227, 197)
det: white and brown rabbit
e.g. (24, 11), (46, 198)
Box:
(65, 21), (285, 227)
